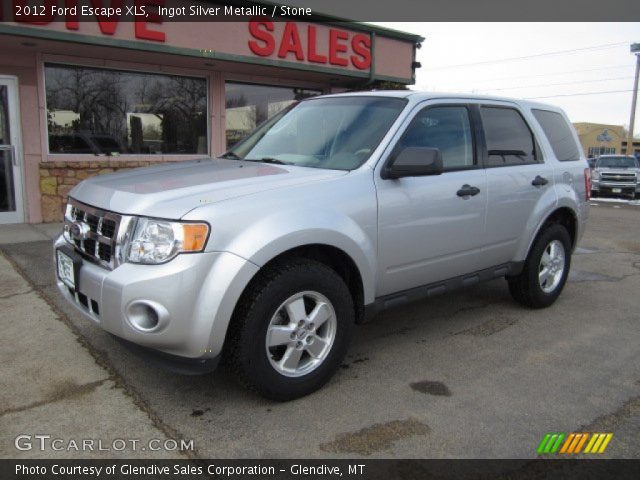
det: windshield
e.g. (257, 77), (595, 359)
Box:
(597, 156), (638, 168)
(226, 96), (407, 170)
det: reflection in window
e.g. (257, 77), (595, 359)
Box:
(225, 82), (320, 149)
(532, 109), (580, 162)
(481, 107), (537, 166)
(230, 97), (406, 171)
(45, 64), (208, 155)
(399, 106), (474, 169)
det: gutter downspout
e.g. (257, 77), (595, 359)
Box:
(360, 32), (376, 88)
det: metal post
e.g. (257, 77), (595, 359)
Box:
(629, 53), (640, 142)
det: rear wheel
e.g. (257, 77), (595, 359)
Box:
(226, 258), (355, 401)
(508, 224), (571, 308)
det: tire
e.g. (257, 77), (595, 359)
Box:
(508, 223), (571, 309)
(225, 258), (355, 401)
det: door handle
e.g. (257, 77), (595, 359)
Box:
(531, 175), (549, 187)
(457, 184), (481, 197)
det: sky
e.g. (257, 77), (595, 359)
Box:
(376, 23), (640, 135)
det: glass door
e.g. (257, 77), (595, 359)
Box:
(0, 76), (24, 224)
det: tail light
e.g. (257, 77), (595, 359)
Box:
(584, 168), (591, 201)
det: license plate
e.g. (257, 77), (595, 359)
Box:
(612, 188), (622, 193)
(57, 250), (76, 289)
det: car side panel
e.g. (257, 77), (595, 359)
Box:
(482, 163), (558, 266)
(513, 104), (588, 260)
(182, 171), (379, 305)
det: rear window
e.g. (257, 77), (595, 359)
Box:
(532, 109), (581, 162)
(480, 106), (538, 166)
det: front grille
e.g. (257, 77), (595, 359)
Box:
(600, 172), (636, 184)
(67, 286), (100, 317)
(64, 198), (123, 269)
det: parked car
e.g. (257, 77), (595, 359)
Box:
(54, 92), (589, 400)
(587, 157), (597, 169)
(49, 132), (124, 156)
(590, 155), (640, 199)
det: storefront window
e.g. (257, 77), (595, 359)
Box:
(225, 82), (321, 148)
(45, 64), (208, 155)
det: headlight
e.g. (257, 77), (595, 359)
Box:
(127, 218), (209, 264)
(591, 170), (599, 181)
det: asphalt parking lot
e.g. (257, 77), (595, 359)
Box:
(1, 201), (639, 459)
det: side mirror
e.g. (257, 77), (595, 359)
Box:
(382, 146), (443, 179)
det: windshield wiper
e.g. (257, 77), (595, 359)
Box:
(488, 149), (528, 157)
(220, 151), (241, 159)
(247, 157), (292, 165)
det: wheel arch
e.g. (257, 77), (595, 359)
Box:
(220, 243), (367, 366)
(240, 243), (367, 324)
(526, 206), (578, 259)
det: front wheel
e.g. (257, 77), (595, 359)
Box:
(226, 258), (355, 401)
(508, 224), (571, 309)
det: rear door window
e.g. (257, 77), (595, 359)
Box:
(480, 106), (538, 166)
(532, 109), (581, 162)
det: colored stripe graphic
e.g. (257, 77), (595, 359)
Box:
(567, 433), (583, 453)
(584, 434), (599, 453)
(550, 433), (565, 453)
(543, 432), (614, 455)
(560, 433), (575, 453)
(537, 434), (552, 454)
(537, 433), (565, 454)
(598, 433), (613, 453)
(574, 433), (589, 453)
(584, 433), (614, 454)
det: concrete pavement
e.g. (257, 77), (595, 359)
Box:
(0, 250), (187, 458)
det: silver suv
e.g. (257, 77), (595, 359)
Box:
(54, 92), (589, 400)
(590, 154), (640, 199)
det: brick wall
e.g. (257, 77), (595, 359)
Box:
(39, 160), (173, 222)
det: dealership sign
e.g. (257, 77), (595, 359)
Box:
(248, 21), (371, 70)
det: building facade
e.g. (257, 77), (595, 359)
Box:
(573, 122), (640, 159)
(0, 1), (422, 224)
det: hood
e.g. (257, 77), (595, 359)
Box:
(595, 167), (639, 173)
(596, 167), (640, 172)
(70, 158), (347, 218)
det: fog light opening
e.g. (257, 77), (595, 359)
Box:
(127, 301), (166, 332)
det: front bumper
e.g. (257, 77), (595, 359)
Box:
(54, 235), (259, 362)
(591, 180), (639, 195)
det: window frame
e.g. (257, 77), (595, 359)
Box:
(476, 104), (543, 169)
(43, 62), (210, 157)
(383, 103), (482, 175)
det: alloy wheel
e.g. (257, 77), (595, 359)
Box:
(265, 291), (337, 377)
